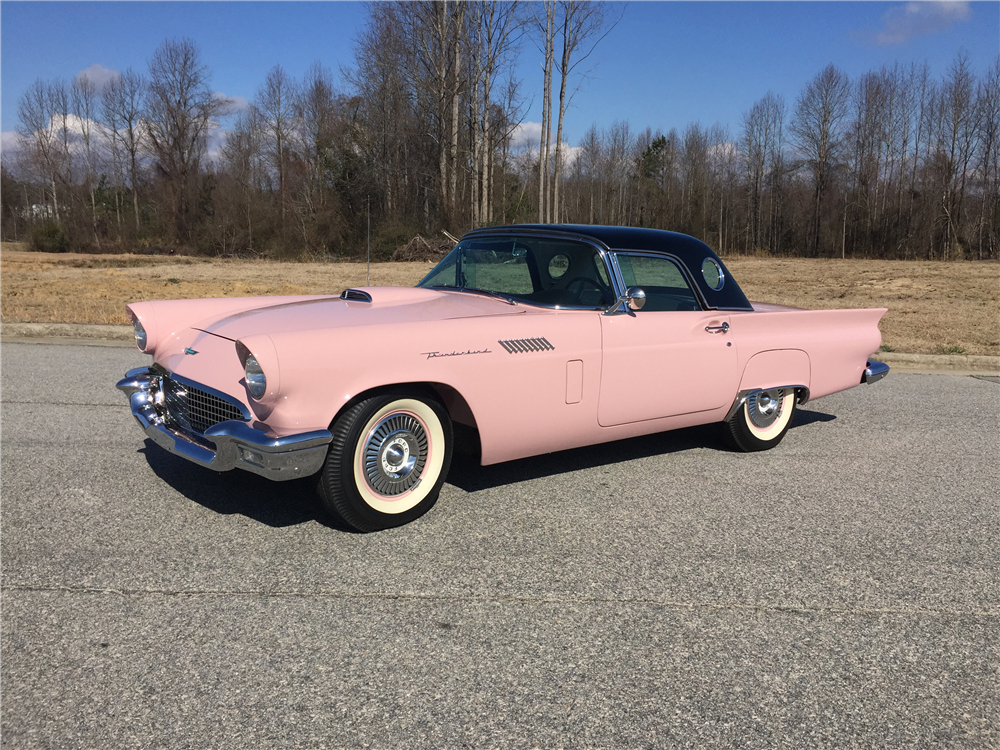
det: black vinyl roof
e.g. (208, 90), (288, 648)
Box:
(463, 224), (752, 311)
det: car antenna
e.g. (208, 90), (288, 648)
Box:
(366, 194), (371, 286)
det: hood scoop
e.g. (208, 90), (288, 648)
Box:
(340, 288), (373, 303)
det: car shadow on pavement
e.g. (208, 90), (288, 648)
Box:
(447, 406), (836, 493)
(137, 407), (835, 527)
(139, 443), (358, 532)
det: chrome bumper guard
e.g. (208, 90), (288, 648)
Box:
(862, 360), (890, 384)
(116, 367), (332, 481)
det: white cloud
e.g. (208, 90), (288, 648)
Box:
(213, 91), (250, 116)
(509, 121), (580, 167)
(76, 63), (120, 94)
(562, 144), (582, 169)
(206, 123), (229, 164)
(510, 121), (543, 150)
(874, 1), (971, 45)
(1, 131), (21, 158)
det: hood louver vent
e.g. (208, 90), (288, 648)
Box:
(498, 337), (554, 354)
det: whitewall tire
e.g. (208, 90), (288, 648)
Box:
(725, 388), (796, 452)
(318, 393), (453, 531)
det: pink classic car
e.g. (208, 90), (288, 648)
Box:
(117, 225), (888, 531)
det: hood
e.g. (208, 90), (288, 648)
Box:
(195, 286), (529, 341)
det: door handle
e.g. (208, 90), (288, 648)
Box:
(705, 322), (730, 333)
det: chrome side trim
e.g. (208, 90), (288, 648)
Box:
(724, 385), (810, 423)
(341, 288), (373, 303)
(116, 367), (332, 481)
(862, 360), (890, 384)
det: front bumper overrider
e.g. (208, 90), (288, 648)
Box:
(116, 367), (332, 481)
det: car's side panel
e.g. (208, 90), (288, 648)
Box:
(739, 349), (811, 392)
(730, 308), (885, 399)
(597, 311), (739, 427)
(146, 299), (885, 469)
(256, 309), (608, 465)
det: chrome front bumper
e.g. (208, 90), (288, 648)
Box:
(862, 360), (890, 384)
(116, 367), (332, 481)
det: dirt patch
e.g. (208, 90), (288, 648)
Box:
(2, 244), (997, 356)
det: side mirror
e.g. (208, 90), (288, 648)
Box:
(626, 287), (646, 311)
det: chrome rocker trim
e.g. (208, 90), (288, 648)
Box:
(724, 385), (810, 424)
(116, 367), (332, 481)
(862, 360), (890, 384)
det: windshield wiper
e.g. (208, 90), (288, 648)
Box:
(427, 285), (518, 306)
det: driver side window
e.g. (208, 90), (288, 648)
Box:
(617, 254), (700, 312)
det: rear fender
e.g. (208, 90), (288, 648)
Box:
(739, 349), (810, 393)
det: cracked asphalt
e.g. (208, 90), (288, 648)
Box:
(2, 341), (998, 748)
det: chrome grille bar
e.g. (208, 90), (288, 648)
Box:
(148, 365), (249, 436)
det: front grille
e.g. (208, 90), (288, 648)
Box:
(161, 376), (246, 434)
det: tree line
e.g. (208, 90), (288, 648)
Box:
(2, 1), (998, 261)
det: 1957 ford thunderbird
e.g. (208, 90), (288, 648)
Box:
(117, 225), (889, 531)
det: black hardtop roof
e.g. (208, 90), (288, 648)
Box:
(462, 224), (752, 310)
(465, 224), (714, 260)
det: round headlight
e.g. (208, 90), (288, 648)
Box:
(245, 353), (267, 399)
(133, 319), (147, 351)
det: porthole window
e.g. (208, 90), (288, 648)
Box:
(548, 253), (570, 279)
(701, 257), (724, 291)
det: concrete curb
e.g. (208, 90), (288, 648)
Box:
(2, 322), (132, 341)
(871, 351), (1000, 375)
(3, 322), (999, 375)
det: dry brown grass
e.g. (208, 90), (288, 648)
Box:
(2, 243), (997, 355)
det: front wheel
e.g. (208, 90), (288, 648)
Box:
(724, 388), (796, 452)
(318, 393), (453, 532)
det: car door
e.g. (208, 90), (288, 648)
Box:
(598, 253), (738, 427)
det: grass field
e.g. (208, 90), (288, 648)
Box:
(2, 242), (997, 356)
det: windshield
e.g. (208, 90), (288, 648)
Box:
(418, 236), (616, 309)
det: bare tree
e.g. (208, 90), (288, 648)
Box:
(16, 80), (65, 221)
(791, 64), (851, 255)
(291, 62), (346, 252)
(742, 92), (784, 251)
(256, 66), (297, 231)
(551, 0), (618, 223)
(974, 58), (1000, 260)
(221, 104), (267, 254)
(535, 0), (556, 222)
(102, 68), (147, 234)
(468, 0), (522, 226)
(145, 38), (227, 243)
(348, 5), (419, 222)
(72, 74), (100, 246)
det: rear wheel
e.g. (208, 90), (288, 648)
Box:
(725, 388), (796, 452)
(318, 393), (453, 532)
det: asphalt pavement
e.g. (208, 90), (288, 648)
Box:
(2, 341), (998, 749)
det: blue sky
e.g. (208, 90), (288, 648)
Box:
(2, 1), (998, 154)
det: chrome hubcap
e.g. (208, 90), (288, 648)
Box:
(363, 413), (428, 496)
(747, 389), (785, 429)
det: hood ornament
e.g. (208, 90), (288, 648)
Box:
(184, 347), (199, 355)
